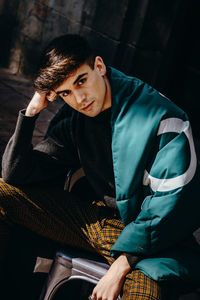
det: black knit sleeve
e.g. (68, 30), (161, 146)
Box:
(2, 109), (80, 185)
(124, 253), (141, 269)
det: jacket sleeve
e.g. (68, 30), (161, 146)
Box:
(1, 109), (80, 185)
(111, 117), (200, 257)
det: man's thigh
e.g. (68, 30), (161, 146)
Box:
(0, 178), (104, 253)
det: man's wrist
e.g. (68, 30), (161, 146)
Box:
(25, 105), (40, 117)
(25, 91), (48, 117)
(110, 254), (131, 278)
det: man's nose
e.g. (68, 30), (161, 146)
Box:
(74, 91), (86, 104)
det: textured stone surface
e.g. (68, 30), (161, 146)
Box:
(115, 43), (162, 85)
(80, 26), (120, 66)
(86, 0), (128, 40)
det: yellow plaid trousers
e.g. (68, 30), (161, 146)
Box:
(0, 178), (162, 299)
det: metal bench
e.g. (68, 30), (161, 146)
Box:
(35, 250), (121, 300)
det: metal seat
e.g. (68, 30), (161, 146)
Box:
(36, 250), (121, 300)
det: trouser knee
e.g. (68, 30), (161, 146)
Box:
(0, 178), (25, 223)
(0, 179), (15, 260)
(0, 179), (13, 217)
(0, 178), (16, 198)
(0, 177), (19, 197)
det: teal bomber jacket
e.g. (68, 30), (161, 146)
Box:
(108, 67), (200, 283)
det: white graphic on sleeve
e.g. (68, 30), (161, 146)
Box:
(143, 118), (197, 192)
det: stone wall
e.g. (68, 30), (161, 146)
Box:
(1, 0), (129, 77)
(0, 0), (187, 81)
(0, 0), (200, 135)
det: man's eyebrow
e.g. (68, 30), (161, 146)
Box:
(56, 90), (69, 95)
(56, 72), (88, 95)
(73, 72), (88, 85)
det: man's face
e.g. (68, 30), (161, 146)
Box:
(54, 56), (111, 117)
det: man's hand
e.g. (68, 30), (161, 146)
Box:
(90, 254), (131, 300)
(25, 91), (57, 117)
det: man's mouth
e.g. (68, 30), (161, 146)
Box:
(82, 101), (94, 111)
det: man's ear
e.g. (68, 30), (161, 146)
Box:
(94, 56), (106, 76)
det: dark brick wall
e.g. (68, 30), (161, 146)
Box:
(0, 0), (188, 78)
(0, 0), (199, 135)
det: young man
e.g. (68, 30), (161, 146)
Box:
(1, 34), (200, 300)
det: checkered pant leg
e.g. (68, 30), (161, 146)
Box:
(123, 270), (162, 300)
(0, 178), (162, 299)
(89, 217), (162, 299)
(0, 178), (98, 253)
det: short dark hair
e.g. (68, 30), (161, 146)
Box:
(34, 34), (95, 92)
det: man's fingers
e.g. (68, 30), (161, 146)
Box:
(46, 91), (58, 102)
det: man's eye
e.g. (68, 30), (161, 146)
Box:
(78, 78), (86, 86)
(62, 91), (70, 97)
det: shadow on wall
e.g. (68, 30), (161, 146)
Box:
(0, 0), (19, 68)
